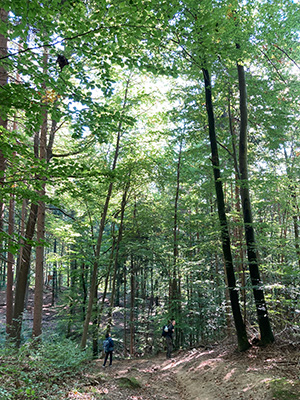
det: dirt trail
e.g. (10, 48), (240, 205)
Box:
(67, 342), (299, 400)
(0, 290), (298, 399)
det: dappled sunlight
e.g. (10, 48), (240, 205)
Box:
(161, 348), (218, 370)
(67, 388), (109, 399)
(242, 378), (272, 393)
(224, 368), (236, 381)
(194, 357), (223, 372)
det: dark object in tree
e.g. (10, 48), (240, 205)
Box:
(56, 55), (69, 71)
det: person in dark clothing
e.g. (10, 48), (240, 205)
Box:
(165, 319), (175, 359)
(103, 332), (114, 367)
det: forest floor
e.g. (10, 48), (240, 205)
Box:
(64, 341), (300, 400)
(0, 289), (299, 399)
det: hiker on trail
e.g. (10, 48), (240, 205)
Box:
(163, 319), (175, 359)
(103, 332), (114, 368)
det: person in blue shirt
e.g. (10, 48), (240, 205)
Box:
(103, 332), (114, 367)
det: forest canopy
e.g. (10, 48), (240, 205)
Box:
(0, 0), (299, 357)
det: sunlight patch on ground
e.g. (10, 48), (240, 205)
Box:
(161, 349), (218, 370)
(161, 360), (177, 370)
(116, 367), (131, 375)
(224, 368), (236, 381)
(242, 378), (272, 393)
(194, 358), (223, 372)
(194, 349), (216, 359)
(67, 387), (109, 399)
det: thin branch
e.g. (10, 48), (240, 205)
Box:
(273, 44), (300, 70)
(216, 140), (234, 159)
(259, 49), (287, 83)
(46, 206), (76, 220)
(0, 24), (155, 60)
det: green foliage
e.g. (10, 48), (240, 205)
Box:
(0, 337), (91, 400)
(1, 0), (299, 356)
(117, 376), (142, 389)
(270, 378), (300, 400)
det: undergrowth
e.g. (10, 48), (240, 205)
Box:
(270, 377), (300, 400)
(0, 335), (92, 400)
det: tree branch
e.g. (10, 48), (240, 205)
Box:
(273, 44), (300, 70)
(260, 49), (287, 83)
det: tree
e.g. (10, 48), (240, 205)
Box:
(32, 48), (48, 339)
(237, 59), (274, 345)
(0, 8), (8, 254)
(202, 68), (250, 351)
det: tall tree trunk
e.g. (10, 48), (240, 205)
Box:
(123, 262), (127, 357)
(15, 199), (28, 283)
(228, 87), (247, 322)
(80, 262), (88, 320)
(130, 255), (135, 355)
(235, 181), (246, 321)
(0, 8), (8, 257)
(52, 238), (57, 306)
(172, 141), (182, 348)
(10, 130), (40, 345)
(202, 68), (250, 351)
(284, 148), (300, 268)
(33, 49), (48, 338)
(92, 283), (99, 357)
(106, 180), (130, 333)
(67, 246), (77, 337)
(10, 203), (38, 346)
(80, 77), (131, 349)
(6, 193), (15, 333)
(237, 62), (274, 345)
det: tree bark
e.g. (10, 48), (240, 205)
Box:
(172, 141), (182, 348)
(123, 263), (127, 357)
(67, 246), (77, 337)
(130, 255), (135, 355)
(6, 193), (15, 333)
(33, 49), (48, 338)
(237, 62), (274, 345)
(284, 148), (300, 268)
(202, 68), (251, 351)
(52, 239), (58, 306)
(106, 180), (130, 333)
(10, 203), (38, 346)
(0, 8), (8, 250)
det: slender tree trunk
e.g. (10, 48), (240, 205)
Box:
(202, 68), (250, 351)
(81, 77), (131, 349)
(106, 180), (130, 332)
(33, 50), (48, 338)
(0, 9), (8, 257)
(52, 239), (57, 306)
(15, 199), (28, 283)
(67, 247), (77, 337)
(80, 262), (88, 320)
(10, 203), (38, 346)
(172, 141), (182, 348)
(92, 283), (99, 357)
(228, 88), (247, 322)
(6, 193), (15, 333)
(235, 180), (246, 321)
(99, 230), (116, 319)
(130, 255), (135, 355)
(123, 263), (127, 357)
(237, 62), (274, 345)
(284, 148), (300, 268)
